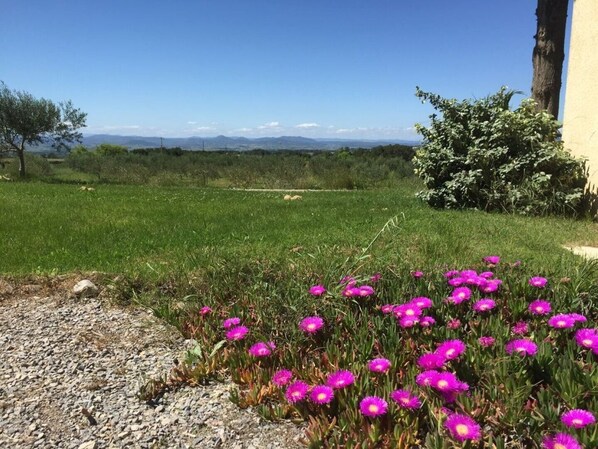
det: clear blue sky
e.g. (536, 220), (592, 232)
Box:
(0, 0), (573, 140)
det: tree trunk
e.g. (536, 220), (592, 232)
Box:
(17, 146), (26, 177)
(531, 0), (569, 118)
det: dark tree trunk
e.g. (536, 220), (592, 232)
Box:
(532, 0), (569, 118)
(17, 146), (26, 177)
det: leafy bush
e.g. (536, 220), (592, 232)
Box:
(5, 154), (54, 179)
(413, 87), (587, 216)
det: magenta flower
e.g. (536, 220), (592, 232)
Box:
(199, 306), (212, 316)
(435, 339), (466, 360)
(310, 385), (334, 404)
(416, 370), (439, 387)
(380, 304), (395, 314)
(248, 341), (275, 357)
(299, 316), (324, 334)
(548, 314), (576, 329)
(447, 277), (465, 287)
(359, 396), (388, 417)
(398, 316), (419, 328)
(483, 255), (500, 265)
(479, 271), (495, 278)
(223, 317), (241, 329)
(225, 325), (249, 341)
(512, 321), (529, 335)
(542, 433), (582, 449)
(326, 370), (355, 389)
(529, 276), (548, 288)
(358, 285), (375, 297)
(478, 336), (496, 347)
(444, 413), (482, 442)
(447, 318), (461, 329)
(478, 279), (501, 294)
(448, 287), (472, 304)
(411, 296), (433, 309)
(342, 287), (360, 297)
(308, 284), (326, 296)
(368, 358), (392, 373)
(505, 339), (538, 356)
(393, 303), (422, 318)
(370, 273), (382, 282)
(574, 328), (598, 349)
(419, 316), (436, 327)
(417, 353), (446, 370)
(473, 298), (496, 312)
(285, 381), (309, 403)
(272, 369), (293, 387)
(430, 371), (462, 392)
(339, 275), (356, 286)
(444, 270), (460, 278)
(561, 409), (596, 428)
(411, 270), (424, 278)
(390, 389), (421, 409)
(529, 300), (552, 315)
(569, 313), (587, 323)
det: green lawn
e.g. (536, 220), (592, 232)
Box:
(1, 182), (596, 278)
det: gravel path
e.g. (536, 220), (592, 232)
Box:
(0, 285), (305, 449)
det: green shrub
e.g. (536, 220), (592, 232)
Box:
(6, 154), (54, 179)
(413, 87), (587, 216)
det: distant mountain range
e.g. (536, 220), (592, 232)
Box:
(77, 134), (419, 151)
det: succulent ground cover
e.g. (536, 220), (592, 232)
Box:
(176, 257), (597, 448)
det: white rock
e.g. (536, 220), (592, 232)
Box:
(73, 280), (97, 297)
(78, 441), (97, 449)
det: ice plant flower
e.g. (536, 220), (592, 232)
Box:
(380, 304), (395, 314)
(390, 389), (421, 409)
(416, 370), (438, 387)
(308, 284), (326, 296)
(435, 339), (466, 360)
(368, 358), (392, 373)
(444, 413), (482, 442)
(310, 385), (334, 404)
(479, 279), (501, 294)
(417, 353), (446, 370)
(326, 370), (355, 389)
(411, 296), (433, 309)
(561, 409), (596, 428)
(419, 316), (436, 327)
(483, 255), (500, 265)
(248, 341), (275, 357)
(398, 316), (419, 328)
(272, 369), (293, 387)
(529, 300), (552, 315)
(411, 270), (424, 278)
(225, 326), (249, 341)
(444, 270), (460, 278)
(285, 381), (309, 403)
(448, 287), (472, 304)
(548, 314), (576, 329)
(199, 306), (212, 316)
(359, 396), (388, 417)
(479, 271), (494, 278)
(478, 336), (495, 347)
(358, 285), (375, 297)
(299, 316), (324, 334)
(430, 371), (462, 392)
(542, 433), (582, 449)
(393, 303), (422, 318)
(473, 298), (496, 312)
(342, 287), (360, 297)
(568, 313), (587, 323)
(370, 273), (382, 282)
(574, 328), (598, 349)
(447, 277), (465, 287)
(223, 317), (241, 329)
(529, 276), (548, 288)
(447, 319), (461, 329)
(512, 321), (529, 335)
(505, 339), (538, 356)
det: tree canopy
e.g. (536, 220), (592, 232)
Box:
(0, 81), (87, 177)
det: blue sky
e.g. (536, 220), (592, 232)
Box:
(1, 1), (573, 140)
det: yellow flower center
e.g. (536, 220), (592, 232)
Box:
(292, 391), (302, 398)
(554, 444), (566, 449)
(317, 393), (327, 401)
(406, 309), (415, 316)
(437, 380), (449, 388)
(446, 349), (455, 356)
(368, 404), (379, 413)
(400, 397), (410, 404)
(557, 320), (566, 327)
(455, 424), (469, 436)
(582, 338), (593, 347)
(307, 324), (316, 330)
(572, 418), (583, 425)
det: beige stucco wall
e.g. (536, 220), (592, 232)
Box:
(562, 0), (598, 191)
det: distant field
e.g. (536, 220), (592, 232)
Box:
(2, 182), (596, 279)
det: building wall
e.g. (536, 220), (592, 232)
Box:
(562, 0), (598, 191)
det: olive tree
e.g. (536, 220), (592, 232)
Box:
(0, 82), (87, 177)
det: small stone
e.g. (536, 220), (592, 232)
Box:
(78, 441), (97, 449)
(73, 280), (98, 297)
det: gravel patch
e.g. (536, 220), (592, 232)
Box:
(0, 290), (305, 448)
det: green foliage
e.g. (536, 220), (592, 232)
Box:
(4, 154), (54, 179)
(94, 143), (128, 156)
(413, 87), (587, 216)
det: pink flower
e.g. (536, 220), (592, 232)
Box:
(529, 300), (551, 315)
(505, 339), (538, 356)
(512, 321), (529, 335)
(435, 339), (466, 360)
(326, 370), (355, 389)
(272, 369), (293, 387)
(417, 353), (446, 370)
(444, 413), (482, 442)
(574, 328), (598, 349)
(411, 270), (424, 278)
(561, 409), (596, 428)
(308, 284), (326, 296)
(223, 317), (241, 329)
(390, 389), (421, 409)
(430, 371), (462, 392)
(415, 370), (438, 387)
(342, 287), (360, 297)
(447, 287), (472, 304)
(370, 273), (382, 282)
(419, 316), (436, 327)
(447, 277), (465, 287)
(285, 381), (309, 403)
(398, 316), (419, 328)
(299, 316), (324, 334)
(368, 358), (391, 373)
(478, 336), (495, 347)
(569, 313), (587, 323)
(444, 270), (460, 278)
(447, 318), (461, 329)
(548, 314), (576, 329)
(479, 271), (495, 279)
(478, 279), (501, 294)
(411, 296), (433, 309)
(248, 341), (275, 357)
(542, 433), (582, 449)
(483, 255), (500, 265)
(380, 304), (395, 314)
(225, 326), (249, 341)
(393, 303), (422, 318)
(310, 385), (334, 404)
(358, 285), (375, 297)
(359, 396), (388, 417)
(529, 276), (548, 288)
(199, 306), (212, 316)
(472, 298), (496, 312)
